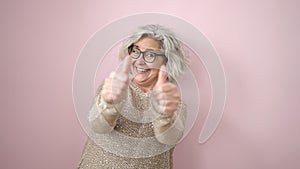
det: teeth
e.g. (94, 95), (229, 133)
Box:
(137, 68), (148, 72)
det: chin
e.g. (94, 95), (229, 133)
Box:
(133, 75), (149, 83)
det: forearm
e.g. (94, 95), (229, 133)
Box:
(88, 92), (120, 134)
(153, 103), (187, 145)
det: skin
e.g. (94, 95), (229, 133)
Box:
(131, 37), (165, 91)
(101, 37), (180, 114)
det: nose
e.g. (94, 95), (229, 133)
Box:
(134, 54), (146, 65)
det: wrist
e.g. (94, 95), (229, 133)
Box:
(96, 95), (119, 126)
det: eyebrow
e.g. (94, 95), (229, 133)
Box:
(133, 45), (155, 51)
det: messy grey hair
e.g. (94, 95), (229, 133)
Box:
(119, 24), (189, 82)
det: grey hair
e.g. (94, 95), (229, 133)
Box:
(119, 24), (189, 82)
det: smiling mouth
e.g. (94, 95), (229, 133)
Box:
(136, 67), (150, 73)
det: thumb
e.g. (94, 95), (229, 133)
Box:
(121, 55), (131, 74)
(155, 65), (167, 86)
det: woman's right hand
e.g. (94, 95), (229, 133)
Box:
(101, 56), (131, 104)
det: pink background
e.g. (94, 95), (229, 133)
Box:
(1, 0), (300, 169)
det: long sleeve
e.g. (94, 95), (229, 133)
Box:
(88, 86), (120, 134)
(153, 102), (187, 145)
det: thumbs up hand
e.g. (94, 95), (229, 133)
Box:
(152, 65), (180, 115)
(101, 56), (131, 104)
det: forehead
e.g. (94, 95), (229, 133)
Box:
(134, 36), (161, 50)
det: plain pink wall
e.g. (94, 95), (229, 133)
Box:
(1, 0), (299, 169)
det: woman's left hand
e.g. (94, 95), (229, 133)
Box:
(152, 65), (180, 115)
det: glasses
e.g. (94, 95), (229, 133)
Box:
(128, 45), (166, 63)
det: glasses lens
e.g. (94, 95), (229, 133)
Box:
(144, 51), (156, 62)
(130, 48), (140, 58)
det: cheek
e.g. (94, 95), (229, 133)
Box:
(131, 61), (135, 70)
(151, 69), (160, 77)
(149, 58), (164, 69)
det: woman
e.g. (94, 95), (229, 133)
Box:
(77, 24), (189, 169)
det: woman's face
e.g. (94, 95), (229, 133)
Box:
(130, 36), (165, 90)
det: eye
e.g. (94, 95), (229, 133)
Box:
(144, 52), (156, 58)
(132, 48), (140, 55)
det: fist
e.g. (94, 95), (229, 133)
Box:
(152, 65), (180, 114)
(101, 56), (131, 104)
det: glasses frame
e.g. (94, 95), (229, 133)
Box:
(128, 44), (167, 63)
